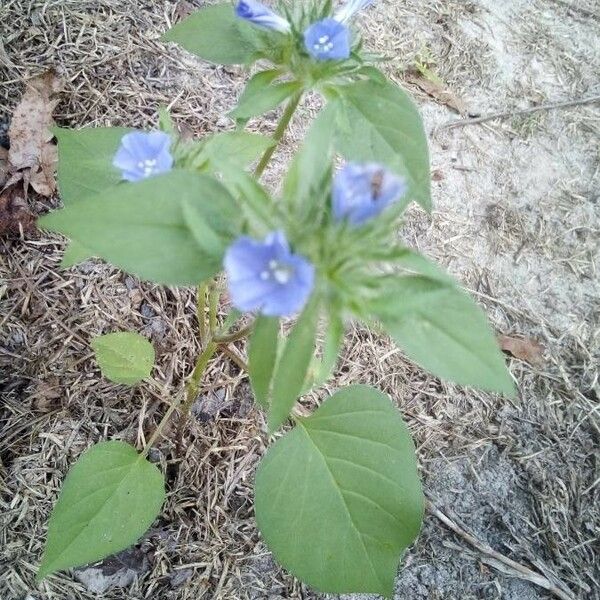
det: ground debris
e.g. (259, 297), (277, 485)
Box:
(498, 335), (545, 367)
(0, 70), (62, 238)
(0, 185), (35, 237)
(404, 68), (467, 115)
(73, 547), (149, 594)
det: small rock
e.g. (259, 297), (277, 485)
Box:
(170, 568), (193, 588)
(74, 547), (149, 594)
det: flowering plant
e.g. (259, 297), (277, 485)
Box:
(36, 1), (514, 597)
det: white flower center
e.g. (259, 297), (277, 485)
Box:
(313, 35), (334, 53)
(261, 259), (294, 285)
(137, 158), (158, 177)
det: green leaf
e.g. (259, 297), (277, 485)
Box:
(39, 171), (242, 286)
(369, 276), (516, 395)
(162, 3), (266, 65)
(249, 316), (280, 409)
(333, 80), (431, 211)
(60, 240), (95, 268)
(53, 126), (132, 205)
(202, 131), (274, 169)
(268, 299), (319, 432)
(231, 73), (302, 120)
(283, 102), (337, 217)
(255, 385), (424, 598)
(91, 332), (155, 386)
(38, 441), (165, 580)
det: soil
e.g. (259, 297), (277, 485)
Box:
(1, 1), (599, 599)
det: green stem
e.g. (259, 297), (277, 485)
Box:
(208, 283), (219, 335)
(254, 91), (303, 179)
(185, 341), (219, 409)
(196, 282), (208, 345)
(213, 322), (254, 344)
(141, 398), (180, 458)
(141, 93), (304, 456)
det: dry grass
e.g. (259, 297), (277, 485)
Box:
(1, 0), (599, 599)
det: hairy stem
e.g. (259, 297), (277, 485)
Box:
(254, 91), (303, 179)
(141, 398), (181, 458)
(142, 94), (304, 455)
(196, 282), (208, 345)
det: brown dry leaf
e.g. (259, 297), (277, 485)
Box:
(7, 70), (62, 196)
(174, 0), (195, 21)
(0, 185), (36, 237)
(405, 69), (467, 115)
(498, 335), (545, 367)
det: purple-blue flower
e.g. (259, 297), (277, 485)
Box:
(224, 231), (315, 317)
(334, 0), (375, 23)
(332, 163), (407, 226)
(304, 18), (350, 61)
(112, 131), (173, 182)
(235, 0), (291, 33)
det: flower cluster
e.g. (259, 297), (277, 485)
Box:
(235, 0), (375, 61)
(112, 120), (405, 319)
(224, 163), (405, 318)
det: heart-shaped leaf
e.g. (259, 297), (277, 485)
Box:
(256, 385), (424, 598)
(38, 441), (165, 580)
(92, 332), (155, 386)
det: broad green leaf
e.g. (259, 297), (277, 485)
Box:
(162, 3), (266, 65)
(230, 75), (302, 121)
(201, 131), (274, 170)
(249, 316), (280, 409)
(369, 276), (515, 395)
(39, 171), (242, 286)
(38, 441), (165, 579)
(268, 299), (319, 432)
(333, 80), (431, 211)
(92, 332), (155, 386)
(255, 385), (424, 598)
(53, 126), (131, 205)
(283, 102), (337, 217)
(60, 240), (95, 268)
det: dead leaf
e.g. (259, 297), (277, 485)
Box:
(498, 335), (545, 367)
(7, 70), (62, 196)
(174, 0), (195, 21)
(0, 185), (36, 237)
(405, 69), (467, 115)
(32, 377), (62, 413)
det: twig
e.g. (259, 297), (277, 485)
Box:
(441, 95), (600, 130)
(426, 498), (576, 600)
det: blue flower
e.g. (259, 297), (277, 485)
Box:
(235, 0), (291, 33)
(332, 163), (407, 226)
(224, 231), (315, 317)
(304, 18), (350, 61)
(112, 131), (173, 182)
(334, 0), (375, 23)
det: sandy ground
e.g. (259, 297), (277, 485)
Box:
(1, 1), (599, 599)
